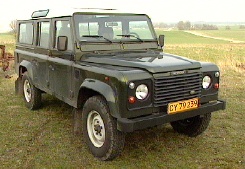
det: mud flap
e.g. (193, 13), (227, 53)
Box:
(73, 108), (83, 136)
(15, 77), (22, 95)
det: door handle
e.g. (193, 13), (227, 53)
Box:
(48, 50), (52, 56)
(32, 59), (39, 66)
(49, 65), (54, 71)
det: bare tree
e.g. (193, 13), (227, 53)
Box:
(177, 21), (185, 30)
(177, 21), (191, 30)
(239, 25), (245, 29)
(225, 26), (231, 30)
(9, 20), (17, 36)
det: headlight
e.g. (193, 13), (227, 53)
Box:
(202, 76), (211, 89)
(136, 84), (148, 100)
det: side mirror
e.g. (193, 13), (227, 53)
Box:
(57, 36), (68, 51)
(159, 35), (165, 47)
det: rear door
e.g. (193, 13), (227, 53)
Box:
(34, 19), (51, 91)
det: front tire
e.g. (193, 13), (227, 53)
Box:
(170, 113), (211, 137)
(22, 72), (42, 110)
(82, 96), (125, 161)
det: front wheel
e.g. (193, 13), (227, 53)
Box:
(170, 113), (211, 137)
(22, 72), (42, 110)
(82, 96), (125, 161)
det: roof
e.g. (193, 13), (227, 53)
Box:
(30, 8), (144, 19)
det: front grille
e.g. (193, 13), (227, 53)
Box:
(154, 71), (202, 107)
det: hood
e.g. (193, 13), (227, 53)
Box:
(81, 52), (201, 73)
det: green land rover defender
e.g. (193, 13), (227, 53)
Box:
(15, 9), (226, 160)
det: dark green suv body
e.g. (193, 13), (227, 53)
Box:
(15, 9), (226, 160)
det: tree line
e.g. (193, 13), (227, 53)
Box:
(154, 21), (219, 30)
(154, 21), (245, 30)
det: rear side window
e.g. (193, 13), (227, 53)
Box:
(19, 22), (34, 44)
(38, 22), (50, 48)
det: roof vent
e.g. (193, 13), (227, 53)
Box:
(31, 9), (49, 18)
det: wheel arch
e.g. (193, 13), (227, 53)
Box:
(15, 61), (33, 95)
(77, 79), (119, 118)
(18, 60), (33, 79)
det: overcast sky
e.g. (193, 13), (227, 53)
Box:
(0, 0), (244, 32)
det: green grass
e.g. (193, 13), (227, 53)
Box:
(156, 30), (228, 44)
(0, 32), (245, 168)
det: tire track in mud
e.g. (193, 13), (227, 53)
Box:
(185, 31), (245, 43)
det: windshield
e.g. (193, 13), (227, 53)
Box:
(74, 14), (157, 43)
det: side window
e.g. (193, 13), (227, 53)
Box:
(55, 20), (72, 50)
(19, 22), (33, 44)
(38, 22), (50, 48)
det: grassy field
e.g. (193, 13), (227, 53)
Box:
(155, 30), (229, 44)
(0, 31), (245, 168)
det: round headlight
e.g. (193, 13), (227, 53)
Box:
(136, 84), (148, 100)
(202, 76), (211, 89)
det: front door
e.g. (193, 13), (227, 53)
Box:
(47, 18), (74, 104)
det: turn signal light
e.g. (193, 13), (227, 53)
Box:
(214, 83), (219, 89)
(128, 96), (136, 104)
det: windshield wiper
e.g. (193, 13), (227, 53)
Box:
(117, 34), (144, 42)
(82, 35), (112, 43)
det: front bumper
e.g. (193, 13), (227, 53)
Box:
(117, 100), (226, 132)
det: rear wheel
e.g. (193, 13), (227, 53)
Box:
(170, 113), (211, 137)
(22, 72), (42, 110)
(82, 96), (125, 161)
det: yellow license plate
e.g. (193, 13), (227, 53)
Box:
(168, 98), (199, 114)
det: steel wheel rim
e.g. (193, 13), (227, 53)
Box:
(24, 79), (31, 102)
(87, 110), (105, 147)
